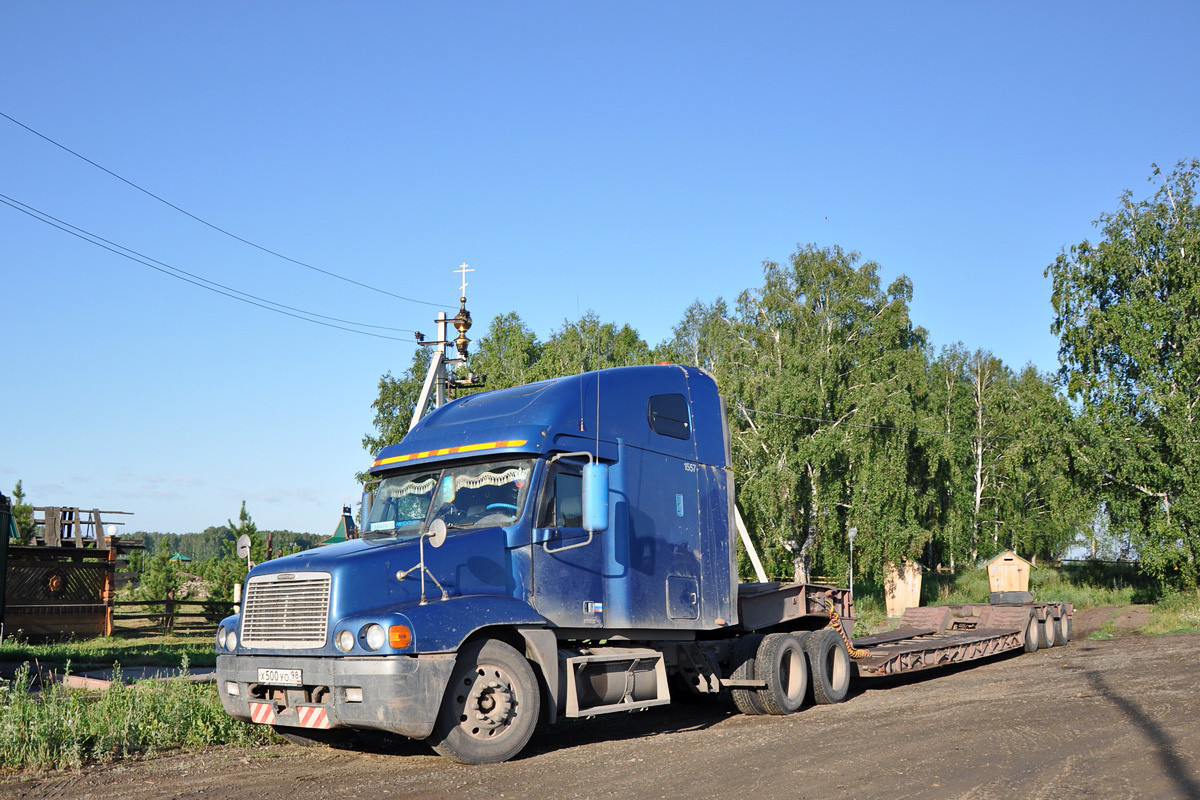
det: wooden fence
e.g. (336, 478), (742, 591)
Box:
(112, 598), (234, 636)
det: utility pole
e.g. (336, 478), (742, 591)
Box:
(409, 265), (486, 431)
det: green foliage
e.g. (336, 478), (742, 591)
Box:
(200, 502), (262, 606)
(136, 552), (186, 609)
(10, 480), (36, 544)
(363, 246), (1099, 588)
(361, 346), (433, 459)
(1144, 589), (1200, 634)
(1048, 159), (1200, 589)
(0, 661), (273, 771)
(0, 634), (217, 669)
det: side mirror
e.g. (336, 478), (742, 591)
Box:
(236, 534), (252, 560)
(582, 463), (609, 533)
(426, 518), (448, 548)
(361, 490), (374, 524)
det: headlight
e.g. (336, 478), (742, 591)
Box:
(336, 629), (356, 652)
(364, 624), (386, 651)
(217, 626), (227, 650)
(227, 629), (238, 650)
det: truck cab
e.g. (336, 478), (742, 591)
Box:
(216, 364), (747, 762)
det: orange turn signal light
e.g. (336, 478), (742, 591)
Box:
(389, 625), (412, 648)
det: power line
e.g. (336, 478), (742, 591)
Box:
(0, 110), (451, 309)
(0, 193), (417, 342)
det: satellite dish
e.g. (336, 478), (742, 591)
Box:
(236, 534), (252, 560)
(426, 518), (448, 549)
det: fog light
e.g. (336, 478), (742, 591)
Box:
(336, 629), (355, 652)
(225, 681), (240, 697)
(389, 625), (412, 648)
(364, 624), (386, 651)
(345, 687), (364, 703)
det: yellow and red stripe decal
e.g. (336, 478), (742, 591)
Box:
(373, 439), (528, 468)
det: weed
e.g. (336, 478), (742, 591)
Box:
(0, 657), (275, 772)
(1143, 590), (1200, 635)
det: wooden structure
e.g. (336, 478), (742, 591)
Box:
(986, 550), (1032, 593)
(32, 506), (133, 548)
(4, 506), (138, 640)
(884, 558), (924, 617)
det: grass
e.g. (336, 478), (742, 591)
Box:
(1144, 590), (1200, 635)
(0, 633), (217, 671)
(0, 659), (275, 773)
(850, 562), (1171, 635)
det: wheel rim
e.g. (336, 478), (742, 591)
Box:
(825, 640), (849, 691)
(780, 643), (805, 702)
(455, 665), (518, 740)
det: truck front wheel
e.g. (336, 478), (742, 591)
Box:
(430, 639), (541, 764)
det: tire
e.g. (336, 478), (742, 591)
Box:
(728, 634), (766, 716)
(1054, 612), (1071, 646)
(1039, 614), (1056, 649)
(430, 639), (541, 764)
(805, 629), (851, 705)
(754, 633), (809, 715)
(1024, 614), (1040, 653)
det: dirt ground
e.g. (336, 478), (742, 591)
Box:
(3, 607), (1198, 800)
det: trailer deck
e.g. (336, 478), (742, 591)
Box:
(851, 600), (1073, 678)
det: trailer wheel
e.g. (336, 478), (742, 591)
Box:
(430, 639), (541, 764)
(806, 629), (851, 705)
(1024, 614), (1040, 653)
(1039, 614), (1056, 649)
(1054, 612), (1071, 646)
(754, 633), (809, 715)
(729, 634), (767, 715)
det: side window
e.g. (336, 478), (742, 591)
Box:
(648, 393), (691, 440)
(538, 469), (584, 528)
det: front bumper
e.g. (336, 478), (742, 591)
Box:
(216, 653), (456, 740)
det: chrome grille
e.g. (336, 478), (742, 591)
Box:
(241, 572), (331, 649)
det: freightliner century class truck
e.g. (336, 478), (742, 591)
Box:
(216, 362), (1073, 763)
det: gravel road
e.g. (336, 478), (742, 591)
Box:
(4, 623), (1198, 800)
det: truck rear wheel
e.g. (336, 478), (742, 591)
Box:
(755, 633), (809, 715)
(430, 639), (541, 764)
(806, 629), (850, 705)
(729, 634), (766, 715)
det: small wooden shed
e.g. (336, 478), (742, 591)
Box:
(885, 558), (924, 618)
(986, 551), (1032, 593)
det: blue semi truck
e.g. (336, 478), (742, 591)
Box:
(215, 363), (1072, 763)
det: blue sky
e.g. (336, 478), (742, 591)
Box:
(3, 3), (1197, 535)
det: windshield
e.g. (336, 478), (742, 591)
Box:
(365, 458), (533, 539)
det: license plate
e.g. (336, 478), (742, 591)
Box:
(257, 668), (302, 686)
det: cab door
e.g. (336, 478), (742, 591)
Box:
(529, 457), (606, 628)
